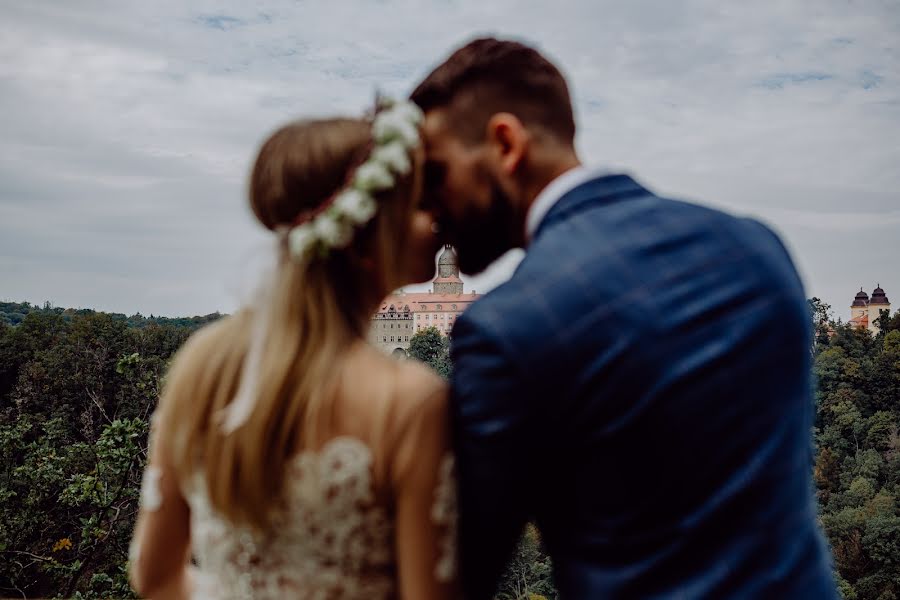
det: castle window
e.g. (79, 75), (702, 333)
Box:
(383, 337), (386, 342)
(436, 304), (442, 310)
(452, 304), (457, 310)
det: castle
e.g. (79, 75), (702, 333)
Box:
(369, 246), (480, 355)
(849, 285), (891, 333)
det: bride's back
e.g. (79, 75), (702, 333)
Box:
(132, 112), (457, 599)
(167, 317), (449, 599)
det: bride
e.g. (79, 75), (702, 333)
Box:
(128, 101), (459, 599)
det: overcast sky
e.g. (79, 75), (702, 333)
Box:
(1, 0), (898, 320)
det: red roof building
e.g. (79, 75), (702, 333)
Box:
(369, 246), (481, 355)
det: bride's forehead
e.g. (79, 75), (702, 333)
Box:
(420, 114), (470, 163)
(421, 109), (453, 141)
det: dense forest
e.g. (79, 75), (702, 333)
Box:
(809, 302), (900, 600)
(0, 301), (224, 330)
(0, 300), (898, 599)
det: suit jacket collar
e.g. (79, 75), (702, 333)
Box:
(531, 173), (648, 243)
(525, 166), (606, 242)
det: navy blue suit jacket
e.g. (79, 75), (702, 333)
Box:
(449, 175), (838, 599)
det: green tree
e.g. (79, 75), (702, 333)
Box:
(883, 330), (900, 354)
(408, 327), (452, 380)
(884, 311), (900, 335)
(809, 297), (834, 350)
(0, 306), (198, 598)
(495, 524), (556, 600)
(813, 306), (900, 598)
(866, 412), (897, 452)
(873, 309), (893, 340)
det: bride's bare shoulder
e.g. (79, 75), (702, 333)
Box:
(391, 360), (449, 433)
(351, 345), (447, 412)
(396, 359), (447, 400)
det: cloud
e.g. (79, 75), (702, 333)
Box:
(756, 72), (834, 89)
(0, 0), (898, 319)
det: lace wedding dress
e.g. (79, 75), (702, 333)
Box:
(135, 436), (457, 600)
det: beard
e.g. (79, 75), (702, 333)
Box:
(449, 182), (522, 275)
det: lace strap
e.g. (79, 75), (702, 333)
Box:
(431, 454), (458, 582)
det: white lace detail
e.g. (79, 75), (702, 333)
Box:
(130, 465), (163, 565)
(431, 454), (458, 583)
(140, 466), (163, 511)
(185, 437), (396, 600)
(128, 536), (140, 565)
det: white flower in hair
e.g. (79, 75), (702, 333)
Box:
(371, 140), (412, 175)
(391, 101), (424, 126)
(288, 225), (318, 258)
(373, 108), (420, 147)
(354, 161), (395, 191)
(313, 214), (353, 248)
(334, 189), (377, 225)
(223, 98), (425, 435)
(280, 99), (422, 263)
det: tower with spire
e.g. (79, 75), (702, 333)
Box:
(849, 284), (891, 334)
(850, 288), (870, 329)
(433, 245), (464, 295)
(369, 246), (481, 354)
(868, 284), (891, 332)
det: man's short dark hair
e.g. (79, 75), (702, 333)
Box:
(411, 37), (576, 146)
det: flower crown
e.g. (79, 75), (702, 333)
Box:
(285, 98), (424, 261)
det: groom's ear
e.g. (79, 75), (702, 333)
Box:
(485, 112), (530, 175)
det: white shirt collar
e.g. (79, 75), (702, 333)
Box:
(525, 165), (606, 242)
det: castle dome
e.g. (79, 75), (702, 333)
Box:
(852, 288), (869, 307)
(870, 285), (890, 305)
(438, 245), (457, 266)
(434, 245), (463, 294)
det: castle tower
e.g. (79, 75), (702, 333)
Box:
(849, 288), (870, 330)
(867, 284), (891, 333)
(433, 245), (464, 295)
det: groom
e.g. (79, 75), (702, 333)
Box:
(411, 39), (838, 599)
